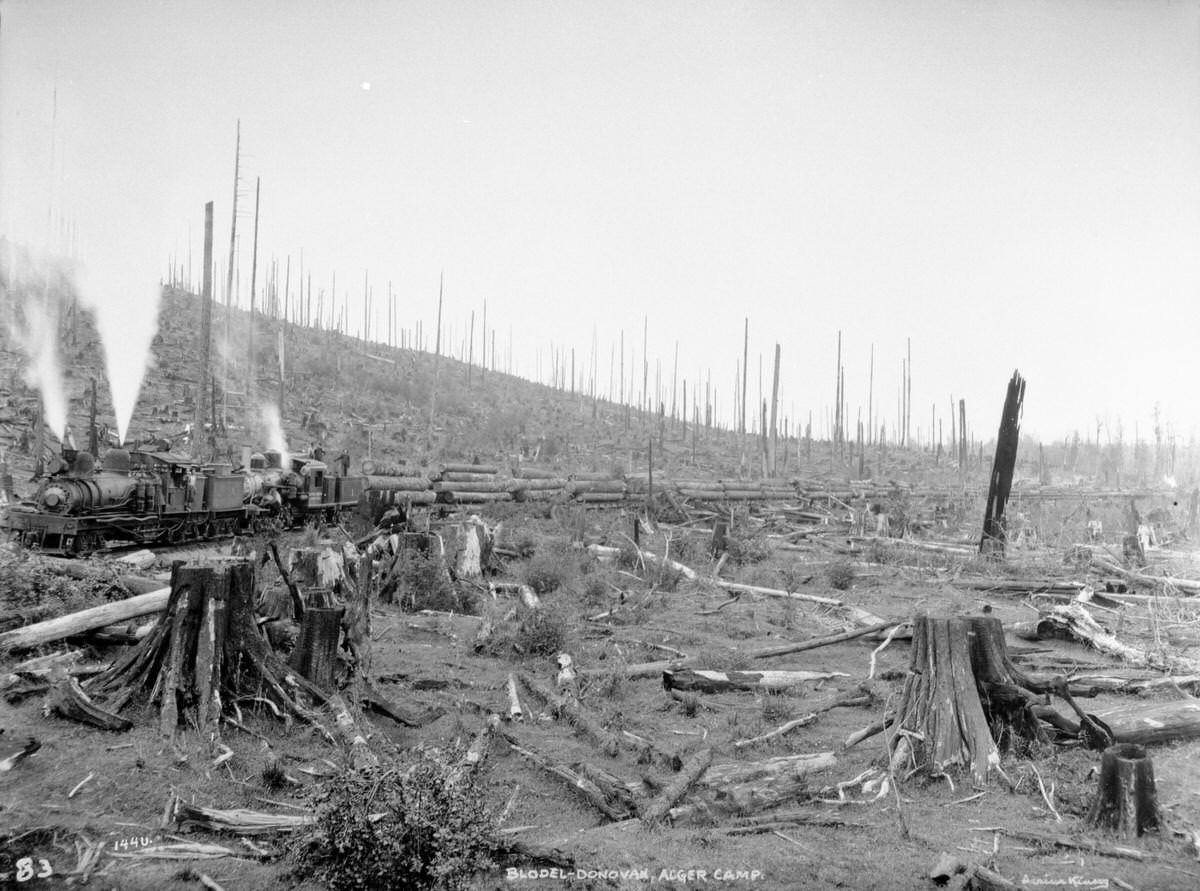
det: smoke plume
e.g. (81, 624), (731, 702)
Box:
(1, 240), (72, 439)
(74, 252), (161, 446)
(260, 401), (290, 468)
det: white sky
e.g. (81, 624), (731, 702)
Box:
(2, 0), (1198, 445)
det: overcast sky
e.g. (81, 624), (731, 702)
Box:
(2, 0), (1198, 447)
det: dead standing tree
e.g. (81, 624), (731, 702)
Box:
(980, 370), (1025, 557)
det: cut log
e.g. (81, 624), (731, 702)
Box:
(1085, 743), (1161, 838)
(662, 668), (848, 694)
(44, 677), (133, 732)
(640, 747), (712, 823)
(0, 587), (171, 653)
(666, 752), (836, 825)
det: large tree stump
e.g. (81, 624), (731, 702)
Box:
(891, 615), (1047, 785)
(1086, 743), (1161, 837)
(88, 562), (331, 740)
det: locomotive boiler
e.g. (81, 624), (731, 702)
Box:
(1, 444), (369, 556)
(1, 447), (245, 556)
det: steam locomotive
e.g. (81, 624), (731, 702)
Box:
(0, 446), (366, 557)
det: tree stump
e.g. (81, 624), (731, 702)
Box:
(88, 562), (331, 740)
(288, 607), (344, 690)
(1085, 743), (1162, 837)
(891, 615), (1047, 785)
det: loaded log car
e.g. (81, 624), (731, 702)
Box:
(0, 447), (244, 556)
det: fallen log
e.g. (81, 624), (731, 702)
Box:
(640, 747), (712, 823)
(590, 621), (902, 680)
(1090, 557), (1200, 596)
(666, 752), (836, 825)
(1022, 603), (1200, 675)
(1035, 699), (1200, 746)
(360, 679), (440, 727)
(713, 581), (904, 636)
(662, 668), (849, 694)
(174, 799), (315, 834)
(0, 587), (171, 653)
(516, 672), (621, 757)
(500, 731), (633, 820)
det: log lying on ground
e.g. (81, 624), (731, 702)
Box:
(0, 587), (171, 653)
(1018, 602), (1200, 675)
(516, 672), (621, 757)
(662, 668), (849, 694)
(640, 747), (712, 823)
(43, 677), (132, 731)
(666, 752), (836, 825)
(1035, 699), (1200, 746)
(1089, 557), (1200, 596)
(174, 799), (315, 834)
(499, 730), (634, 821)
(594, 621), (900, 681)
(360, 679), (441, 727)
(713, 581), (906, 637)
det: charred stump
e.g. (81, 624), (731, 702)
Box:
(88, 562), (331, 739)
(979, 371), (1025, 557)
(890, 615), (1046, 785)
(1085, 743), (1162, 837)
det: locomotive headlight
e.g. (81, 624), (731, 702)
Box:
(41, 486), (68, 511)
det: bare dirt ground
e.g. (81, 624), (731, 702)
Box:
(4, 505), (1200, 891)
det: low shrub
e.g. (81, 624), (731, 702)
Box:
(826, 561), (856, 591)
(293, 748), (497, 891)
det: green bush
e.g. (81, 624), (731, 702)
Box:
(293, 749), (497, 891)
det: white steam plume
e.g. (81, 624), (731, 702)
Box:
(74, 252), (161, 446)
(1, 241), (72, 439)
(260, 402), (290, 468)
